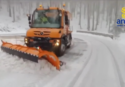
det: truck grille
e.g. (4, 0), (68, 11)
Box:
(29, 37), (50, 42)
(34, 31), (50, 36)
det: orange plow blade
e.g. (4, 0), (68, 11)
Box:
(1, 40), (60, 70)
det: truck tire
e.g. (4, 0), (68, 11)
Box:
(67, 34), (72, 48)
(56, 39), (66, 56)
(26, 43), (31, 47)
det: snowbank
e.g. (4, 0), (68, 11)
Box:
(0, 38), (57, 75)
(115, 33), (125, 55)
(0, 15), (29, 32)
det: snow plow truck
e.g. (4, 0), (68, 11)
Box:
(1, 4), (72, 70)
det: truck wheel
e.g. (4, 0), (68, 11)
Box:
(26, 43), (31, 47)
(56, 39), (66, 56)
(67, 34), (72, 48)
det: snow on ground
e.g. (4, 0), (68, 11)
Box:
(0, 36), (88, 87)
(114, 33), (125, 56)
(0, 37), (87, 87)
(0, 3), (29, 32)
(0, 11), (125, 86)
(0, 2), (125, 87)
(73, 33), (125, 87)
(0, 15), (28, 32)
(0, 33), (125, 87)
(0, 35), (89, 87)
(0, 37), (57, 75)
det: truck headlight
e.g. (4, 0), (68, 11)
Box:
(55, 39), (60, 46)
(25, 40), (28, 43)
(55, 42), (59, 46)
(36, 47), (39, 50)
(24, 37), (28, 43)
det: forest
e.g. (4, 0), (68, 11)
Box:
(0, 0), (125, 37)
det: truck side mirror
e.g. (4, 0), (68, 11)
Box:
(27, 14), (31, 27)
(28, 16), (31, 21)
(29, 21), (31, 24)
(27, 14), (31, 21)
(65, 15), (69, 25)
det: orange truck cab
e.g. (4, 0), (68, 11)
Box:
(24, 5), (72, 56)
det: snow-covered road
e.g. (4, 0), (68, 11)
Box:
(0, 33), (125, 87)
(73, 33), (125, 87)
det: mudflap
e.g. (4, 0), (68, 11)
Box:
(1, 40), (61, 70)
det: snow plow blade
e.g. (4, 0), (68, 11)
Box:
(1, 40), (60, 70)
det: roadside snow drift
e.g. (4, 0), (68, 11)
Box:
(0, 37), (57, 75)
(0, 33), (125, 87)
(0, 36), (87, 74)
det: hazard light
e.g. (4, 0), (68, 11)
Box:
(39, 5), (42, 7)
(63, 4), (66, 7)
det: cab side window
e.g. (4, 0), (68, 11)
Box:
(64, 12), (70, 26)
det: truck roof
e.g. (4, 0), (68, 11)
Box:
(36, 7), (70, 13)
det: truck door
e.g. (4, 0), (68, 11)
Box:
(64, 11), (69, 35)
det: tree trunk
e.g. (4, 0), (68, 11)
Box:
(84, 1), (86, 19)
(50, 0), (52, 6)
(95, 0), (100, 30)
(106, 0), (109, 26)
(28, 1), (32, 14)
(8, 0), (12, 17)
(87, 1), (90, 31)
(13, 6), (15, 22)
(79, 2), (82, 29)
(113, 0), (118, 37)
(92, 2), (95, 31)
(114, 0), (118, 23)
(108, 1), (113, 32)
(0, 0), (2, 9)
(102, 0), (105, 20)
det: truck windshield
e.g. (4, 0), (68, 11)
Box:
(32, 9), (61, 28)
